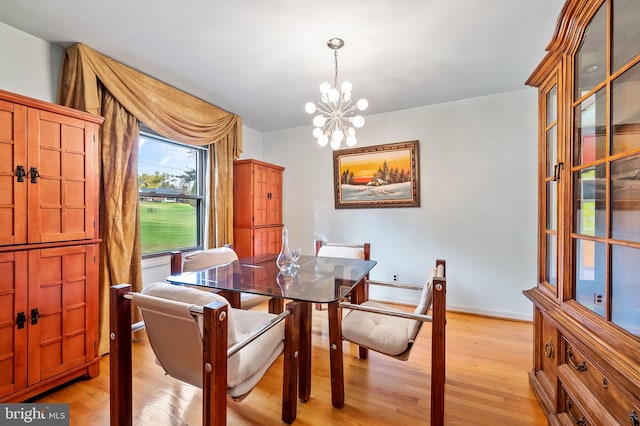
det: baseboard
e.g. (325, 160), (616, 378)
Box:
(442, 303), (533, 322)
(368, 297), (533, 322)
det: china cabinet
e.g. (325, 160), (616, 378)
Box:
(0, 89), (102, 401)
(524, 0), (640, 423)
(233, 159), (284, 258)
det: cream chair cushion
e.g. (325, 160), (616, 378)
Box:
(138, 282), (284, 398)
(317, 245), (365, 260)
(182, 247), (238, 272)
(342, 301), (414, 356)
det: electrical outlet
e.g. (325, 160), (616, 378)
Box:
(392, 274), (398, 282)
(594, 293), (604, 305)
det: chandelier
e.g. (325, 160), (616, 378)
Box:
(305, 38), (368, 150)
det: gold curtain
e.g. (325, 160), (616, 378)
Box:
(58, 43), (242, 354)
(210, 129), (241, 247)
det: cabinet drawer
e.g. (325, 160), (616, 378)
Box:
(561, 340), (640, 425)
(559, 385), (592, 426)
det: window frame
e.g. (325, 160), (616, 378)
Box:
(138, 128), (208, 258)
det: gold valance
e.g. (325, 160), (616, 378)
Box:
(58, 42), (242, 151)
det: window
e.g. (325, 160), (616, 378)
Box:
(138, 129), (207, 256)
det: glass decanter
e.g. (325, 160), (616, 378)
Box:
(276, 227), (293, 272)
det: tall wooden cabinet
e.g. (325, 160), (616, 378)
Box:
(524, 1), (640, 424)
(0, 89), (103, 402)
(233, 159), (284, 258)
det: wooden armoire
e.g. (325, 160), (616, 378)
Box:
(524, 0), (640, 424)
(0, 89), (103, 402)
(233, 159), (284, 258)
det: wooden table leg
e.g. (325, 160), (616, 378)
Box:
(327, 300), (345, 408)
(298, 301), (312, 402)
(269, 298), (284, 314)
(350, 279), (369, 359)
(217, 290), (241, 309)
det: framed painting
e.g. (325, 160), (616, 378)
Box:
(333, 140), (420, 208)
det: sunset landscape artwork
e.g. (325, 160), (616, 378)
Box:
(333, 140), (420, 208)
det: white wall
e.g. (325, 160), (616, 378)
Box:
(0, 22), (63, 102)
(262, 90), (538, 320)
(239, 124), (264, 159)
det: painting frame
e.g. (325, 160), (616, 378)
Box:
(333, 140), (420, 209)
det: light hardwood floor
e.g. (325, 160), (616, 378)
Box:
(34, 306), (546, 425)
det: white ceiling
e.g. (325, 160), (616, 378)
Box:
(1, 0), (566, 132)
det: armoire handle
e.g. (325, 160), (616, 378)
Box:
(16, 165), (26, 182)
(30, 167), (40, 183)
(16, 312), (27, 329)
(31, 308), (40, 325)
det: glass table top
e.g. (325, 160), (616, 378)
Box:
(167, 254), (377, 303)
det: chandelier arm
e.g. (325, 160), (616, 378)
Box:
(342, 103), (359, 115)
(339, 98), (354, 113)
(315, 103), (333, 116)
(323, 119), (336, 136)
(337, 120), (347, 134)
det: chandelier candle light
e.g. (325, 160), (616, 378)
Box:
(305, 38), (368, 150)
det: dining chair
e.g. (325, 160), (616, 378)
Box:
(315, 240), (371, 358)
(171, 246), (279, 313)
(339, 259), (446, 426)
(110, 281), (299, 425)
(314, 240), (371, 306)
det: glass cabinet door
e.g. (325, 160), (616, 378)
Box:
(542, 82), (559, 293)
(570, 0), (640, 336)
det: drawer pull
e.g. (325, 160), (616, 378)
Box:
(631, 410), (639, 426)
(602, 378), (608, 389)
(544, 341), (554, 358)
(567, 348), (587, 372)
(566, 399), (587, 425)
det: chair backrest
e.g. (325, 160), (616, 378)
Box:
(182, 246), (238, 272)
(134, 282), (236, 388)
(315, 240), (370, 260)
(408, 262), (445, 341)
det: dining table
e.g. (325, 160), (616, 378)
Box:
(167, 252), (377, 408)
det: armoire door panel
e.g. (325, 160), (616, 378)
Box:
(27, 246), (93, 385)
(0, 101), (27, 246)
(253, 165), (269, 226)
(267, 167), (282, 225)
(27, 108), (95, 243)
(0, 251), (27, 398)
(253, 228), (269, 256)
